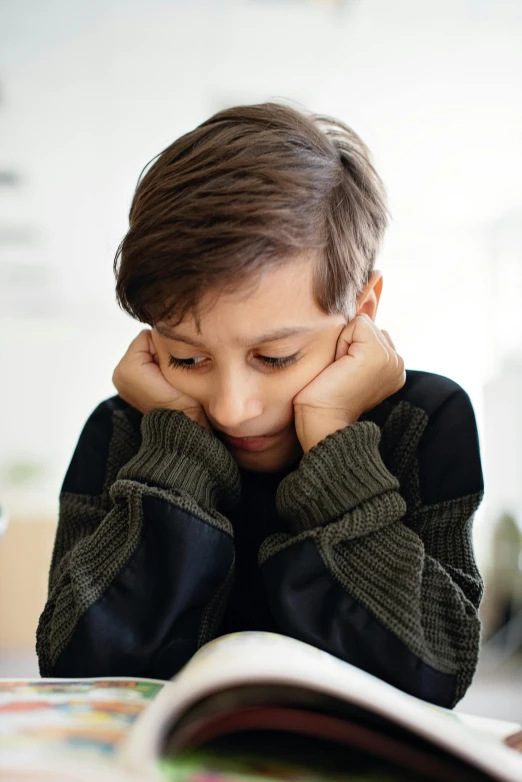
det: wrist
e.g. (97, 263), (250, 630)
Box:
(183, 408), (211, 431)
(294, 405), (359, 453)
(119, 407), (240, 511)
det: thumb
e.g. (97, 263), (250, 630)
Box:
(148, 331), (161, 364)
(334, 320), (355, 361)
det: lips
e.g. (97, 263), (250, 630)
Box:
(219, 432), (278, 452)
(220, 432), (272, 440)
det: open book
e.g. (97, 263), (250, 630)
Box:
(1, 632), (522, 782)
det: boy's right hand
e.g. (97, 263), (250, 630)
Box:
(112, 330), (210, 430)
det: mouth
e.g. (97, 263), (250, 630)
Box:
(218, 431), (280, 452)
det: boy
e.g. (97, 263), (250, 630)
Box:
(36, 103), (484, 708)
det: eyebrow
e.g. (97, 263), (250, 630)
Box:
(155, 324), (314, 348)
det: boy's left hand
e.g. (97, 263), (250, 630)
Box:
(293, 314), (406, 453)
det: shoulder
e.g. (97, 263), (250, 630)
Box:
(382, 371), (483, 504)
(391, 369), (472, 417)
(73, 395), (143, 455)
(88, 394), (143, 430)
(62, 396), (143, 495)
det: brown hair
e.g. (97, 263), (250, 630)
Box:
(114, 102), (388, 326)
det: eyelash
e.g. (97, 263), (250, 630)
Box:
(167, 353), (300, 372)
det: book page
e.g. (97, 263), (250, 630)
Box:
(120, 632), (522, 782)
(0, 677), (165, 779)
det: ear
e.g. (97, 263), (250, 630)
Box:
(356, 270), (383, 321)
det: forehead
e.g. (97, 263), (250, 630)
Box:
(159, 257), (328, 341)
(217, 257), (317, 312)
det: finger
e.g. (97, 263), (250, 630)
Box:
(126, 329), (155, 365)
(356, 313), (387, 346)
(380, 329), (396, 351)
(372, 327), (392, 355)
(365, 324), (399, 367)
(382, 333), (404, 377)
(148, 330), (159, 360)
(354, 315), (391, 361)
(126, 328), (151, 352)
(360, 318), (392, 352)
(334, 314), (379, 360)
(334, 323), (351, 361)
(398, 354), (407, 385)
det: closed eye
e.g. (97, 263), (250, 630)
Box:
(168, 353), (300, 371)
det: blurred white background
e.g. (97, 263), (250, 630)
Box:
(1, 0), (522, 718)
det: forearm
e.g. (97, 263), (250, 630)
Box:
(260, 520), (481, 707)
(293, 405), (358, 454)
(37, 484), (235, 678)
(37, 405), (240, 678)
(116, 407), (240, 512)
(278, 420), (401, 534)
(260, 421), (483, 707)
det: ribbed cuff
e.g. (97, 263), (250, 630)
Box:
(117, 408), (241, 512)
(276, 420), (401, 533)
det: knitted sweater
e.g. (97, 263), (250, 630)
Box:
(36, 370), (484, 708)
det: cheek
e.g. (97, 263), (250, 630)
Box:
(155, 347), (335, 416)
(290, 351), (334, 394)
(268, 355), (333, 412)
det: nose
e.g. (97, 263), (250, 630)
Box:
(208, 372), (263, 432)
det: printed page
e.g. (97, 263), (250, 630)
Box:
(0, 677), (167, 779)
(121, 632), (522, 782)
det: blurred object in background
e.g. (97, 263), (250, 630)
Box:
(482, 512), (522, 652)
(481, 354), (522, 643)
(491, 514), (522, 636)
(0, 505), (8, 540)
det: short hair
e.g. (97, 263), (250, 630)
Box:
(114, 102), (388, 327)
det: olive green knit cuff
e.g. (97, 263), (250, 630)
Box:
(117, 408), (241, 512)
(276, 420), (402, 533)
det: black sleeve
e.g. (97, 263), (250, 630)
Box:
(259, 385), (484, 708)
(36, 399), (240, 679)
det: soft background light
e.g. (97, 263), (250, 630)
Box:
(1, 0), (522, 715)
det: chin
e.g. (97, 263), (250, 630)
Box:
(233, 438), (302, 473)
(235, 453), (285, 473)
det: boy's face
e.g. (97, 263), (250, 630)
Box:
(152, 257), (349, 472)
